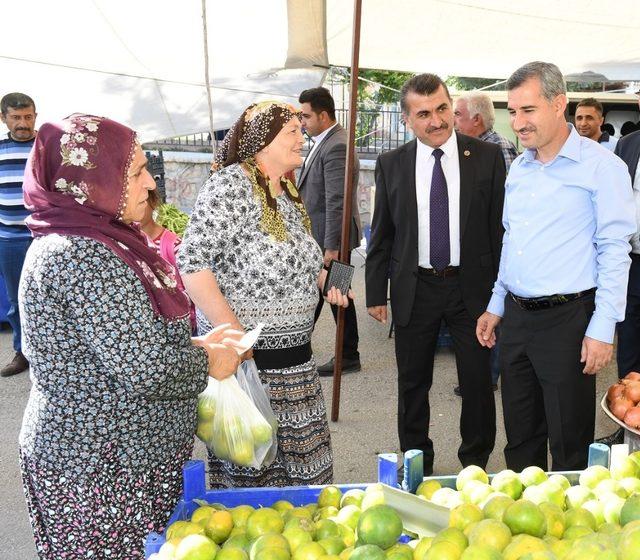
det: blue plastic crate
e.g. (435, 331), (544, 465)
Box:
(379, 443), (610, 494)
(145, 461), (370, 558)
(146, 444), (610, 557)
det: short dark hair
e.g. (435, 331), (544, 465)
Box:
(576, 97), (603, 116)
(1, 92), (36, 115)
(298, 87), (336, 120)
(400, 74), (450, 114)
(506, 62), (566, 101)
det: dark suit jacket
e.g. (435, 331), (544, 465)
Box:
(365, 134), (506, 327)
(298, 124), (361, 251)
(615, 129), (640, 186)
(614, 129), (640, 296)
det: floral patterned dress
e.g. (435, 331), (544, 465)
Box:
(18, 235), (209, 559)
(177, 164), (333, 488)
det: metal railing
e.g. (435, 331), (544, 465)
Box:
(144, 131), (220, 153)
(144, 107), (410, 157)
(334, 108), (410, 155)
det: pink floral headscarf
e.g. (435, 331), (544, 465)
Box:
(23, 114), (191, 321)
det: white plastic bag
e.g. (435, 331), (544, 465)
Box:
(196, 373), (275, 469)
(237, 359), (278, 466)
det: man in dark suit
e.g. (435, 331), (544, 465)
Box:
(598, 94), (640, 446)
(298, 87), (362, 375)
(366, 74), (505, 474)
(615, 107), (640, 379)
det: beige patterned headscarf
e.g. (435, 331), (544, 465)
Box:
(213, 101), (310, 241)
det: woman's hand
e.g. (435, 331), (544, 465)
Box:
(324, 286), (354, 308)
(194, 324), (254, 362)
(318, 268), (355, 308)
(202, 342), (241, 380)
(193, 323), (245, 350)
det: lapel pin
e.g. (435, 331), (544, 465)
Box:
(464, 150), (471, 156)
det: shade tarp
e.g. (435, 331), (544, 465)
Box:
(320, 0), (640, 82)
(1, 0), (325, 141)
(2, 0), (639, 142)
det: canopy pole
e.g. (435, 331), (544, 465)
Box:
(331, 0), (362, 422)
(201, 0), (215, 154)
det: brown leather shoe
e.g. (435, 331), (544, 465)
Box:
(0, 351), (29, 377)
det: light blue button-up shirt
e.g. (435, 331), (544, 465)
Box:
(487, 124), (636, 343)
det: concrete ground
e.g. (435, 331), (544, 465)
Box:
(0, 250), (620, 558)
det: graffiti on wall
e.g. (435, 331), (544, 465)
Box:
(164, 161), (210, 213)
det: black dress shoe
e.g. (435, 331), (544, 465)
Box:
(317, 357), (361, 377)
(595, 428), (625, 447)
(0, 351), (29, 377)
(454, 384), (497, 397)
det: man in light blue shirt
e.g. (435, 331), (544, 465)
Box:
(476, 62), (636, 471)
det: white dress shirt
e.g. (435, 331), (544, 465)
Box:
(633, 163), (640, 254)
(415, 131), (461, 268)
(308, 122), (338, 160)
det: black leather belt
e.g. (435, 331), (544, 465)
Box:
(418, 266), (459, 278)
(253, 342), (312, 370)
(510, 288), (596, 311)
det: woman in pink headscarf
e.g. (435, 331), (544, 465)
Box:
(18, 114), (240, 559)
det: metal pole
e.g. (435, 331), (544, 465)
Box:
(201, 0), (215, 155)
(331, 0), (362, 422)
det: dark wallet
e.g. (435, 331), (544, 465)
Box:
(322, 259), (355, 296)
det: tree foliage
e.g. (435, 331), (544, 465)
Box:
(445, 76), (503, 91)
(333, 67), (413, 105)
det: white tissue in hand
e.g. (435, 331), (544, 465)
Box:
(234, 323), (264, 354)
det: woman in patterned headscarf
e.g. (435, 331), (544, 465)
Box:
(178, 101), (351, 488)
(18, 114), (241, 558)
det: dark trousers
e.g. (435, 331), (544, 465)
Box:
(394, 271), (496, 472)
(501, 293), (596, 472)
(314, 290), (360, 360)
(617, 255), (640, 378)
(0, 237), (32, 352)
(490, 330), (501, 385)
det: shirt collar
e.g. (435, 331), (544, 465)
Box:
(5, 131), (36, 143)
(312, 122), (338, 145)
(416, 130), (458, 160)
(479, 128), (494, 141)
(521, 123), (581, 164)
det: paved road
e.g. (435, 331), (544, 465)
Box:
(0, 251), (619, 558)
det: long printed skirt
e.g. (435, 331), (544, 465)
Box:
(20, 443), (193, 559)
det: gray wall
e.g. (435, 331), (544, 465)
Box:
(162, 152), (376, 236)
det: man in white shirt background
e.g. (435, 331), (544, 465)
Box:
(575, 97), (618, 151)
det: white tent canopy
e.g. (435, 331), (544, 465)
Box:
(321, 0), (640, 81)
(2, 1), (326, 141)
(2, 0), (640, 141)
